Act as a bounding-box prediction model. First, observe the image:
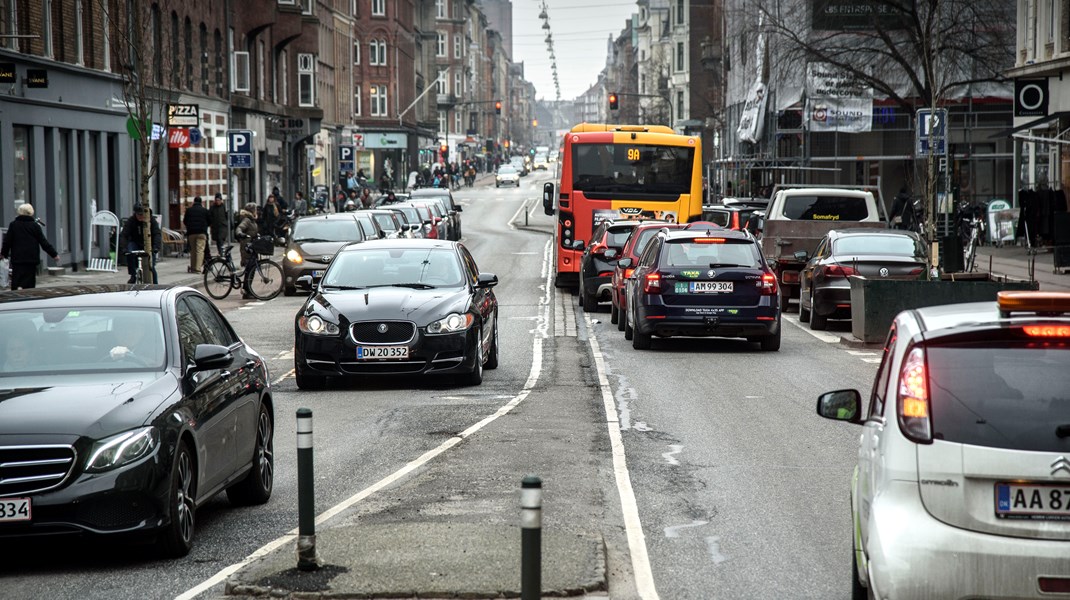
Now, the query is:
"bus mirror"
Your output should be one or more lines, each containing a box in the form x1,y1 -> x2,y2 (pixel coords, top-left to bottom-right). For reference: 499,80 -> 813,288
572,240 -> 585,251
543,182 -> 555,216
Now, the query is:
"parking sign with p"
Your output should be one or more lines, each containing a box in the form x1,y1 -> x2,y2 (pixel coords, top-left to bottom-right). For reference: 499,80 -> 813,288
227,129 -> 253,169
339,145 -> 355,173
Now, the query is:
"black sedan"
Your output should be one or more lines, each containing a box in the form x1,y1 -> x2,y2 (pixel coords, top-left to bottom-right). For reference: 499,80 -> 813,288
283,213 -> 368,296
0,285 -> 274,557
294,239 -> 499,388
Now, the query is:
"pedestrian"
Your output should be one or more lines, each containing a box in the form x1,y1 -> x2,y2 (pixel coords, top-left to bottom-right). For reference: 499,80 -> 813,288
359,187 -> 372,209
183,196 -> 210,273
119,203 -> 161,284
271,186 -> 289,212
891,186 -> 916,231
260,194 -> 280,239
234,203 -> 260,299
346,171 -> 358,192
293,191 -> 308,216
209,193 -> 229,255
0,203 -> 59,290
334,183 -> 346,214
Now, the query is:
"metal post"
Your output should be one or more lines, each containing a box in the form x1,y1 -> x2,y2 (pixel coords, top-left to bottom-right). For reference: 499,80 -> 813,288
296,408 -> 319,571
521,475 -> 542,600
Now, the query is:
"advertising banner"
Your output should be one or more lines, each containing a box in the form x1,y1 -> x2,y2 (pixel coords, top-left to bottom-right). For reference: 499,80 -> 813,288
805,63 -> 872,133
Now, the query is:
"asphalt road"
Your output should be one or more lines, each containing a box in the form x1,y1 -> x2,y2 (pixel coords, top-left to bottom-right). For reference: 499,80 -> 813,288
0,171 -> 879,600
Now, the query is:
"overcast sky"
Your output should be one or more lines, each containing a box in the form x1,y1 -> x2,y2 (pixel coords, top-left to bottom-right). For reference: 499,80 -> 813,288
511,1 -> 639,102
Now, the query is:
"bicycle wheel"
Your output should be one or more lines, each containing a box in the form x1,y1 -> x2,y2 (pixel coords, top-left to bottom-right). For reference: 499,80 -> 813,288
964,232 -> 978,273
247,259 -> 284,301
203,259 -> 235,299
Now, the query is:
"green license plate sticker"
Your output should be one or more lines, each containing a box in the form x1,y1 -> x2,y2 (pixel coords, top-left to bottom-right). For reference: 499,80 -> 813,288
674,282 -> 689,293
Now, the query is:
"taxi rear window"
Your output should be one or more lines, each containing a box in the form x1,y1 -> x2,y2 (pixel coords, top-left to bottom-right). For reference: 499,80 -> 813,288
782,195 -> 870,221
926,342 -> 1070,452
662,239 -> 761,268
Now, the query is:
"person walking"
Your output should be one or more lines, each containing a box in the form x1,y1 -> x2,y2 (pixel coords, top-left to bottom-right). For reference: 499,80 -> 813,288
293,191 -> 308,216
260,194 -> 280,240
183,196 -> 210,273
0,203 -> 59,290
234,203 -> 260,299
209,193 -> 229,256
119,203 -> 161,284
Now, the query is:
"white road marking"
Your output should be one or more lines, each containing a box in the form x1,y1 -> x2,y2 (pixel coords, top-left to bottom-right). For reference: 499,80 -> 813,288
274,350 -> 294,360
861,357 -> 882,363
846,350 -> 877,356
705,536 -> 729,564
744,395 -> 765,399
662,444 -> 684,466
783,315 -> 841,343
585,310 -> 660,600
511,252 -> 540,255
507,199 -> 530,231
664,520 -> 708,538
177,242 -> 554,600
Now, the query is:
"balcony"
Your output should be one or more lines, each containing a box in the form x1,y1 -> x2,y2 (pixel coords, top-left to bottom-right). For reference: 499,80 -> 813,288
436,94 -> 457,107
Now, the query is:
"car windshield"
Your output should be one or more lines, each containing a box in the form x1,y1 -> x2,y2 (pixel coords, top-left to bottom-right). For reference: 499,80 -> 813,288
293,219 -> 362,242
323,248 -> 466,289
499,167 -> 517,174
834,235 -> 923,257
0,308 -> 166,375
372,214 -> 398,231
781,195 -> 870,220
663,239 -> 761,268
926,342 -> 1070,452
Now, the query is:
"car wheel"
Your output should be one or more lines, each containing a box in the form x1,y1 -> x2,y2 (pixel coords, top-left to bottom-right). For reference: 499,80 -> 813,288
159,441 -> 196,558
759,327 -> 781,351
852,543 -> 870,600
610,302 -> 619,325
484,320 -> 499,370
581,283 -> 598,313
632,324 -> 652,350
283,286 -> 296,297
809,290 -> 828,330
623,304 -> 634,340
617,304 -> 626,331
779,287 -> 791,312
226,403 -> 274,506
797,288 -> 811,322
464,328 -> 484,385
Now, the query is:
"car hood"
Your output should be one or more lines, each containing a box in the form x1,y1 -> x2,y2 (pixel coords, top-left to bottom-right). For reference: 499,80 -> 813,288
0,372 -> 178,437
292,241 -> 351,257
309,287 -> 470,326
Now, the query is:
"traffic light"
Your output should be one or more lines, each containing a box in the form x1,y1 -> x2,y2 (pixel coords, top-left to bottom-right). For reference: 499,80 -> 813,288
440,143 -> 449,160
609,92 -> 619,111
495,101 -> 502,115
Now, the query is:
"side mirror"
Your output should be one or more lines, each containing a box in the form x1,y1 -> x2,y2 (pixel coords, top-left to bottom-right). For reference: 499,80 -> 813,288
617,257 -> 634,269
604,248 -> 620,261
476,272 -> 499,288
296,275 -> 315,291
816,389 -> 864,425
572,240 -> 585,251
454,205 -> 463,212
192,344 -> 232,371
543,182 -> 555,216
793,250 -> 809,261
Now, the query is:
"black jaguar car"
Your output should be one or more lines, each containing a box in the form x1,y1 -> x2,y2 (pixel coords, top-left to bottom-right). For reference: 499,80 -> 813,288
293,239 -> 499,388
0,285 -> 274,557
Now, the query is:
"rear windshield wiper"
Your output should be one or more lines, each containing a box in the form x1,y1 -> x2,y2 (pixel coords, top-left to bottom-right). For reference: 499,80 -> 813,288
708,263 -> 751,268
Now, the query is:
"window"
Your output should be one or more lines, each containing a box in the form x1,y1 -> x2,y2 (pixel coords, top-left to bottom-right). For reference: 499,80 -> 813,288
676,41 -> 684,71
372,0 -> 385,16
371,84 -> 387,116
676,90 -> 684,118
436,32 -> 446,57
12,126 -> 30,208
676,0 -> 685,24
171,12 -> 180,87
75,0 -> 84,64
353,40 -> 360,64
378,40 -> 387,66
454,70 -> 462,96
354,85 -> 361,116
200,24 -> 208,94
301,0 -> 312,14
436,0 -> 446,18
454,33 -> 462,58
185,18 -> 193,89
2,0 -> 17,51
43,0 -> 53,58
214,29 -> 223,95
454,111 -> 462,134
370,39 -> 386,65
233,50 -> 250,93
298,53 -> 315,106
258,39 -> 266,100
436,69 -> 447,94
278,0 -> 296,4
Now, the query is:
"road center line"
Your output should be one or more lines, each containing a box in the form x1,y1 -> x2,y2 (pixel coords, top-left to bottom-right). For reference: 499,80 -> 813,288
177,240 -> 553,600
584,310 -> 660,600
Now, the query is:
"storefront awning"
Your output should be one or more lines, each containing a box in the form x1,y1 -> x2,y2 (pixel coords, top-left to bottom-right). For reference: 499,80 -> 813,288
990,111 -> 1070,139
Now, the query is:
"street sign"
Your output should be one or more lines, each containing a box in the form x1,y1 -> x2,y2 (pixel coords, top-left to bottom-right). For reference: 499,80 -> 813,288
353,133 -> 365,149
227,129 -> 254,169
307,146 -> 316,167
168,128 -> 191,148
167,103 -> 200,127
339,145 -> 354,173
916,108 -> 947,156
188,127 -> 203,145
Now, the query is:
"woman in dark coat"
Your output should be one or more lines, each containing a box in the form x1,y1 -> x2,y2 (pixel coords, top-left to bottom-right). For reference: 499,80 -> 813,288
0,203 -> 59,290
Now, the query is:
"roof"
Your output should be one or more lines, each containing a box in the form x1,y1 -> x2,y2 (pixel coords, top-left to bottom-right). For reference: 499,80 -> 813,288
827,228 -> 918,239
0,284 -> 178,308
662,229 -> 752,242
337,239 -> 456,253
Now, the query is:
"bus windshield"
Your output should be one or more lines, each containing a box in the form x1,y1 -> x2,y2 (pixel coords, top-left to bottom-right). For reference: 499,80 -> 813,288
572,144 -> 694,197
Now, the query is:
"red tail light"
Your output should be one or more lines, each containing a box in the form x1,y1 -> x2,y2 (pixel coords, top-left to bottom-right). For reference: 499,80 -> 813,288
642,271 -> 663,294
1023,325 -> 1070,337
822,264 -> 857,278
624,268 -> 635,279
591,244 -> 607,255
598,271 -> 614,277
759,272 -> 778,295
693,237 -> 726,244
897,347 -> 932,443
427,225 -> 438,239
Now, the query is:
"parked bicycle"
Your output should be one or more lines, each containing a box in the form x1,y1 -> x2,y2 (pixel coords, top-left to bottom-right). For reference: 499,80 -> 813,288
957,201 -> 986,273
202,236 -> 283,300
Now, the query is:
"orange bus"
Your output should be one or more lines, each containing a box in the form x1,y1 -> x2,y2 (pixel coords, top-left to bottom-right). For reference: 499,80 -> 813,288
541,123 -> 704,289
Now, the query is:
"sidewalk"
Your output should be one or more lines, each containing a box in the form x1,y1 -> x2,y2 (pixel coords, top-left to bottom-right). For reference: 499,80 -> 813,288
34,252 -> 207,290
974,243 -> 1070,292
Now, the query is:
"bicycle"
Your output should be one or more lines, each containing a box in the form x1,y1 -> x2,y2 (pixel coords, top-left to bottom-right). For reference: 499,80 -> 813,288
202,237 -> 284,301
959,204 -> 985,273
125,249 -> 151,285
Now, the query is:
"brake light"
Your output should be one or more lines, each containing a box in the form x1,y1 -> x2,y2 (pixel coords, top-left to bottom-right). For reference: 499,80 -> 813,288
759,272 -> 777,295
822,264 -> 857,278
591,244 -> 607,255
598,271 -> 614,277
897,347 -> 932,443
1023,325 -> 1070,337
427,225 -> 438,239
624,268 -> 635,279
693,237 -> 726,244
643,272 -> 662,294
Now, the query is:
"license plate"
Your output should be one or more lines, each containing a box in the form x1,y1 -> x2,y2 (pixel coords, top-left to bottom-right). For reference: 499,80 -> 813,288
0,497 -> 31,522
691,281 -> 733,293
356,346 -> 409,360
996,483 -> 1070,520
311,270 -> 324,278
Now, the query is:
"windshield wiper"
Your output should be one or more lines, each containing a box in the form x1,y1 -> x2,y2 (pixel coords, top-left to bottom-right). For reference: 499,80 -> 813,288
708,263 -> 749,268
294,237 -> 329,243
390,282 -> 436,289
321,285 -> 364,290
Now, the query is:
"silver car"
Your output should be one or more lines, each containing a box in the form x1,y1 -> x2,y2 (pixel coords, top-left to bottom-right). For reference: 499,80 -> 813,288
817,291 -> 1070,599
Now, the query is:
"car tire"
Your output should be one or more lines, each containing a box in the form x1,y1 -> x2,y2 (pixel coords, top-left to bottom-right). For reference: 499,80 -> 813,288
159,441 -> 196,558
464,328 -> 484,385
779,287 -> 791,312
581,284 -> 598,313
226,404 -> 274,506
624,306 -> 634,340
632,324 -> 652,350
759,327 -> 781,352
610,302 -> 619,325
484,320 -> 499,370
617,304 -> 626,331
809,290 -> 828,330
797,290 -> 811,322
283,286 -> 296,297
852,544 -> 870,600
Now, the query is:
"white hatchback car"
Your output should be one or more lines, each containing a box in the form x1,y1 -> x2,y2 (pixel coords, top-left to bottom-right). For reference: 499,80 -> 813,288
818,291 -> 1070,600
495,165 -> 520,188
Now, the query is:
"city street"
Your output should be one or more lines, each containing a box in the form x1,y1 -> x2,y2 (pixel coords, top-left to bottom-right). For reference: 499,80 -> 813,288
1,173 -> 877,600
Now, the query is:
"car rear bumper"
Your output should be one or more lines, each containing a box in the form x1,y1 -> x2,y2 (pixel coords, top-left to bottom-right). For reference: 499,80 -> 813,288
296,327 -> 478,377
813,280 -> 851,316
635,300 -> 779,339
866,480 -> 1070,600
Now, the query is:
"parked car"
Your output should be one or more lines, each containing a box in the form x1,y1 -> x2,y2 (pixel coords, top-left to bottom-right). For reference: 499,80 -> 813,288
410,188 -> 463,240
0,285 -> 274,557
283,214 -> 368,296
577,219 -> 643,312
351,211 -> 387,240
798,228 -> 927,330
495,165 -> 521,188
702,202 -> 768,233
363,209 -> 409,239
407,201 -> 451,241
293,239 -> 499,388
623,228 -> 780,351
393,202 -> 441,239
817,290 -> 1070,600
382,205 -> 426,238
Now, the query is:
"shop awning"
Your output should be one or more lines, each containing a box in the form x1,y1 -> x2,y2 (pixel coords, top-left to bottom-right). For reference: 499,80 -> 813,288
989,111 -> 1070,139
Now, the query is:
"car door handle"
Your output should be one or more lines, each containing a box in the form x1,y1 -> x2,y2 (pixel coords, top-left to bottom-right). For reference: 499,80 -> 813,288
220,370 -> 233,381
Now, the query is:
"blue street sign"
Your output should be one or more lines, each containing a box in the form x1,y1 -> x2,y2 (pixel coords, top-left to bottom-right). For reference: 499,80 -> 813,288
339,145 -> 355,174
188,127 -> 203,145
916,109 -> 947,156
227,129 -> 253,169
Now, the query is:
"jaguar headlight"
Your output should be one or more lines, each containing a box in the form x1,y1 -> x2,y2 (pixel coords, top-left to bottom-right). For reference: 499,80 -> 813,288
285,249 -> 303,264
426,312 -> 474,334
298,314 -> 340,335
86,427 -> 159,472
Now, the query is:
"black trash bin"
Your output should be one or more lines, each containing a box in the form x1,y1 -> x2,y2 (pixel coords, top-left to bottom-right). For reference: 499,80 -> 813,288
940,235 -> 964,273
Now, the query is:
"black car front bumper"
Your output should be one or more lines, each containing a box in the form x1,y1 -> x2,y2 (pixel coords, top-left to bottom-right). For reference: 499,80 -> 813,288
296,326 -> 479,376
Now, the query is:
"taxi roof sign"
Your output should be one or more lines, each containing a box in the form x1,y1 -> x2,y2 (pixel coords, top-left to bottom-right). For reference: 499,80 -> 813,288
997,291 -> 1070,317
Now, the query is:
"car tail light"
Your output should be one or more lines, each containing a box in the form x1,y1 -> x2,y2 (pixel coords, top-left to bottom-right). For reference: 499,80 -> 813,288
426,224 -> 438,239
624,268 -> 635,279
1023,325 -> 1070,337
759,272 -> 777,295
822,264 -> 857,278
693,237 -> 726,244
642,271 -> 662,294
897,347 -> 932,443
908,267 -> 923,277
598,271 -> 614,277
560,211 -> 575,248
1039,578 -> 1070,593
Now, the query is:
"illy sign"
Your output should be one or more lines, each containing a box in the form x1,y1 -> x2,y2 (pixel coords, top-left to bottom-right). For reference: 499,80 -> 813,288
168,128 -> 191,148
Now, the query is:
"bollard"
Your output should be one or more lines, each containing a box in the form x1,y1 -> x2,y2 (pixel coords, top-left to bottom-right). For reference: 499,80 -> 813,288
525,203 -> 530,227
296,408 -> 320,571
521,475 -> 542,600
